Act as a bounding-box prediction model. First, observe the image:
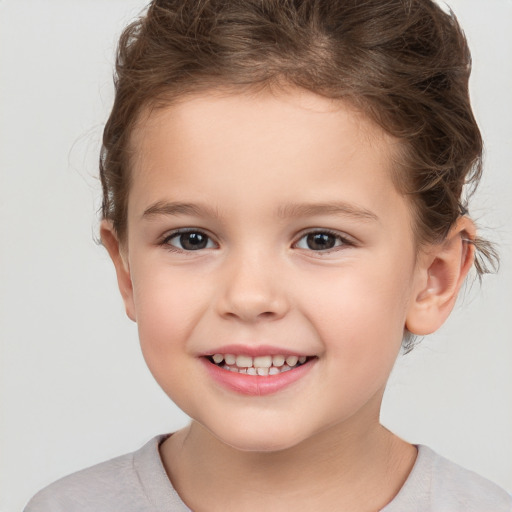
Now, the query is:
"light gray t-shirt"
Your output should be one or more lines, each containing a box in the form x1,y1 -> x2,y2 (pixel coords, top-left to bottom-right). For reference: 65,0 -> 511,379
25,434 -> 512,511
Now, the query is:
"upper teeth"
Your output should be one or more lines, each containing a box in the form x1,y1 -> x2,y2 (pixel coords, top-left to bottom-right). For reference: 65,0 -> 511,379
211,354 -> 307,369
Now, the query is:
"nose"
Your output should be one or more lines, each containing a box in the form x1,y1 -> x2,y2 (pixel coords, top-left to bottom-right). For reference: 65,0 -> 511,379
215,250 -> 290,323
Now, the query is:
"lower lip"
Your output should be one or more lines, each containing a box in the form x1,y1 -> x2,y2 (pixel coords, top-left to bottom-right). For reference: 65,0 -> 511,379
200,357 -> 316,396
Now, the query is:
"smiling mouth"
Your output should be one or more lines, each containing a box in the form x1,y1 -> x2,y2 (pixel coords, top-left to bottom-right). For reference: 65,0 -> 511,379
206,353 -> 315,375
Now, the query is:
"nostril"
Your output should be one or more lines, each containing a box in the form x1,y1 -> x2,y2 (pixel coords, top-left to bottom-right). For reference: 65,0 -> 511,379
216,284 -> 290,322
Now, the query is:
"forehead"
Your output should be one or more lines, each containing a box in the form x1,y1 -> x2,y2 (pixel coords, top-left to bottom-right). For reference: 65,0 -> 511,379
127,87 -> 407,226
132,87 -> 393,160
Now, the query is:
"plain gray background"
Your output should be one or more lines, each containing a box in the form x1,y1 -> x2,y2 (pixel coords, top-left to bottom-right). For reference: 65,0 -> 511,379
1,1 -> 511,510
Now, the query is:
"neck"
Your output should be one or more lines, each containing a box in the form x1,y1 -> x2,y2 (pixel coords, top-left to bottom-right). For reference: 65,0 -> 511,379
160,411 -> 416,512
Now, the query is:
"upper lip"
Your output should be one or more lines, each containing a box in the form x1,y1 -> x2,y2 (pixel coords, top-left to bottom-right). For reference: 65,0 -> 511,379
199,344 -> 313,358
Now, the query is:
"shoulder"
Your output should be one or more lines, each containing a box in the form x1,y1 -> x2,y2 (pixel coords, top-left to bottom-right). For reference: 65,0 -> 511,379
23,434 -> 186,512
24,451 -> 141,512
385,445 -> 512,512
426,446 -> 512,511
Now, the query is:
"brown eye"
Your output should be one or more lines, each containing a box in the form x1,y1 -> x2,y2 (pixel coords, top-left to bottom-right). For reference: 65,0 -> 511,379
167,231 -> 215,251
295,231 -> 347,251
306,233 -> 336,250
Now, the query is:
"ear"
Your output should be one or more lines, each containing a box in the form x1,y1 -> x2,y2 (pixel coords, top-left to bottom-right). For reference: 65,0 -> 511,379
405,217 -> 476,336
100,220 -> 136,322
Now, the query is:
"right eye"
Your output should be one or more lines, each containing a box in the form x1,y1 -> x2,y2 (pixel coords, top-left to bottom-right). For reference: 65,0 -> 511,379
163,230 -> 216,251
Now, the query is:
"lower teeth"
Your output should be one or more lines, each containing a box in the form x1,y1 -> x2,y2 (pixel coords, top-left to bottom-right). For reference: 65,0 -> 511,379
214,360 -> 306,374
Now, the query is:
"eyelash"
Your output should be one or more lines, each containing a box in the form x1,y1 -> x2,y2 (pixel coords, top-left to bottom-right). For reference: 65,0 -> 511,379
160,228 -> 218,253
293,229 -> 354,253
159,228 -> 354,253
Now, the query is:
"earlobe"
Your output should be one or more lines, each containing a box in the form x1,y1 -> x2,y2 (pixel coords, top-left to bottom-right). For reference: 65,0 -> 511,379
405,218 -> 476,336
100,220 -> 137,322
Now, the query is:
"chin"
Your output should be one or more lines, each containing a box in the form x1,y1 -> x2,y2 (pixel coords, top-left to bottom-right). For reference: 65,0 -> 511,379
206,420 -> 311,453
225,436 -> 294,453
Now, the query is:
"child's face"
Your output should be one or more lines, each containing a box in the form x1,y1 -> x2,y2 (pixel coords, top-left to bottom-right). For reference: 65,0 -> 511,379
113,88 -> 427,451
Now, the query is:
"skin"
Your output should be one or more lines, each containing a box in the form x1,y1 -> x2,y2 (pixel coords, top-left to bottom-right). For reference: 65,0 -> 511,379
101,86 -> 475,511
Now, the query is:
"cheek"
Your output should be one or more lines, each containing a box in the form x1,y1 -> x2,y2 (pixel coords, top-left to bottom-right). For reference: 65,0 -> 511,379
129,266 -> 212,410
302,256 -> 413,366
131,265 -> 210,358
314,275 -> 410,413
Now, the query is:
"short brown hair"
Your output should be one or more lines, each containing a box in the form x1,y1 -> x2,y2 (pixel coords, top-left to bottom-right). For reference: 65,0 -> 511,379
100,0 -> 497,277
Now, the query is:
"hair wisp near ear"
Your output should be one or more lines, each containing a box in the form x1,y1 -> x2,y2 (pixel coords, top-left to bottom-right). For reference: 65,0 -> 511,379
100,220 -> 137,322
405,217 -> 476,336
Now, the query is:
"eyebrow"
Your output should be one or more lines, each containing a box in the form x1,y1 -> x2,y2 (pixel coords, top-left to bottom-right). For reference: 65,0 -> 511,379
276,201 -> 379,222
141,200 -> 379,222
141,201 -> 220,220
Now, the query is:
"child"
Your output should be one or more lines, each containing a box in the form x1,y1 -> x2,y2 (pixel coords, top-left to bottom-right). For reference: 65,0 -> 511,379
24,0 -> 511,510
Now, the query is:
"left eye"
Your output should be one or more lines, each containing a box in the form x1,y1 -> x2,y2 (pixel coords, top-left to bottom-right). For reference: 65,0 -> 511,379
165,231 -> 216,251
295,231 -> 346,251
